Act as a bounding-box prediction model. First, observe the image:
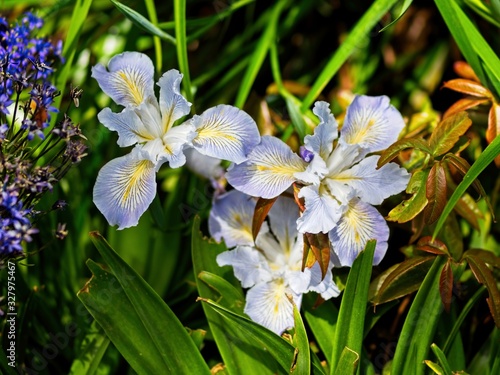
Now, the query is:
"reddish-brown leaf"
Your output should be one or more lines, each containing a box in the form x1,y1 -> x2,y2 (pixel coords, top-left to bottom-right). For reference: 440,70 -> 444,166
487,103 -> 500,167
442,79 -> 493,99
429,112 -> 472,157
453,193 -> 483,231
439,260 -> 454,312
465,249 -> 500,269
423,163 -> 447,225
453,61 -> 480,82
443,97 -> 489,119
304,232 -> 330,279
252,197 -> 278,240
416,236 -> 449,256
293,183 -> 306,212
464,253 -> 500,328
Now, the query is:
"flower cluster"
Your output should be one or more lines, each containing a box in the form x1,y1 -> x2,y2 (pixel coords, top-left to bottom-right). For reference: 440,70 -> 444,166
0,13 -> 86,262
91,52 -> 260,229
209,190 -> 339,334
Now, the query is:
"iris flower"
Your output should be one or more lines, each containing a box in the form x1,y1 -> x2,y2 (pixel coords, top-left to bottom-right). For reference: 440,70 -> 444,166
226,96 -> 410,266
209,190 -> 339,335
92,52 -> 260,229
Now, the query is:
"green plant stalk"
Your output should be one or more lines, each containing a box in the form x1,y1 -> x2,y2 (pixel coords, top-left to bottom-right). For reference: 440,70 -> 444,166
391,256 -> 447,375
301,0 -> 399,111
174,0 -> 193,105
144,0 -> 162,72
433,134 -> 500,239
330,240 -> 376,374
234,0 -> 288,108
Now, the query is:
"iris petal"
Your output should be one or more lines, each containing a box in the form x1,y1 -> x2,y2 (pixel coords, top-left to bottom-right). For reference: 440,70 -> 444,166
91,52 -> 155,107
97,107 -> 154,147
297,185 -> 344,234
329,198 -> 389,267
160,123 -> 197,168
93,150 -> 157,230
226,136 -> 307,199
304,101 -> 339,160
157,69 -> 192,132
189,105 -> 261,164
244,280 -> 302,335
340,95 -> 405,157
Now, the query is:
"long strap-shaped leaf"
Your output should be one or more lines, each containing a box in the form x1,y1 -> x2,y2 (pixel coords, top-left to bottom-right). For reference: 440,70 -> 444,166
391,256 -> 447,375
330,240 -> 376,374
79,232 -> 211,375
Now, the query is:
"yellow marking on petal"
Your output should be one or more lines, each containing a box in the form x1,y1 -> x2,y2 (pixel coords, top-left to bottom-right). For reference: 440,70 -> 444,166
121,160 -> 153,207
255,164 -> 300,176
273,279 -> 286,313
118,70 -> 144,106
348,117 -> 376,145
195,127 -> 237,142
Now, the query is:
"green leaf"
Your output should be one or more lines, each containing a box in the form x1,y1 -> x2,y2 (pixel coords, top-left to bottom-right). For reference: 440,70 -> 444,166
174,0 -> 193,104
334,347 -> 359,375
331,240 -> 376,374
428,112 -> 472,157
301,0 -> 400,110
387,169 -> 429,223
191,217 -> 291,374
425,360 -> 445,374
303,294 -> 339,361
370,255 -> 435,305
433,133 -> 500,238
467,327 -> 500,374
79,232 -> 211,375
200,298 -> 295,374
379,0 -> 414,31
286,96 -> 308,139
424,162 -> 448,225
391,256 -> 447,375
111,0 -> 176,44
198,271 -> 245,313
377,138 -> 432,168
291,302 -> 311,375
430,343 -> 454,375
69,322 -> 110,375
463,252 -> 500,327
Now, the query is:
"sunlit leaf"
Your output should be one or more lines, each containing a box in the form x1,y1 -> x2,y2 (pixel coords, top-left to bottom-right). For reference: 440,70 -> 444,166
387,169 -> 429,223
439,260 -> 454,313
291,300 -> 311,375
424,162 -> 447,225
253,197 -> 278,241
453,192 -> 483,231
333,347 -> 359,375
463,252 -> 500,327
429,112 -> 472,157
377,138 -> 432,168
443,97 -> 490,119
487,103 -> 500,166
379,0 -> 414,32
370,256 -> 435,305
198,271 -> 245,314
424,360 -> 445,374
453,61 -> 480,82
442,79 -> 493,98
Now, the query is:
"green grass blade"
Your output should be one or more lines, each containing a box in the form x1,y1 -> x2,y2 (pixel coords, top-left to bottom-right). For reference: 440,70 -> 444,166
330,240 -> 376,374
144,0 -> 163,72
391,256 -> 447,375
111,0 -> 176,45
379,0 -> 414,32
301,0 -> 399,111
433,135 -> 500,239
430,344 -> 454,375
292,302 -> 311,375
234,0 -> 288,108
174,0 -> 194,105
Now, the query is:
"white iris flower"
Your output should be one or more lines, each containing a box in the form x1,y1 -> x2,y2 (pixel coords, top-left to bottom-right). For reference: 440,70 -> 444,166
91,52 -> 260,229
209,190 -> 339,335
226,96 -> 410,266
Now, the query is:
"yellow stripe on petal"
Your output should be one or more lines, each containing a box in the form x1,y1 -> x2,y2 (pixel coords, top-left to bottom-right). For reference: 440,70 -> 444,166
116,159 -> 155,209
117,70 -> 146,106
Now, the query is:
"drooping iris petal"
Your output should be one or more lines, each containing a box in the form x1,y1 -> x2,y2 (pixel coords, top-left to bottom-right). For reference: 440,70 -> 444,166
160,123 -> 196,168
226,136 -> 307,199
216,246 -> 272,288
308,263 -> 340,300
189,105 -> 260,164
335,155 -> 410,205
209,190 -> 261,247
91,52 -> 155,107
184,148 -> 224,180
93,150 -> 157,230
297,185 -> 344,234
97,107 -> 154,147
304,101 -> 338,160
329,198 -> 389,267
244,280 -> 302,335
340,95 -> 405,156
157,69 -> 192,133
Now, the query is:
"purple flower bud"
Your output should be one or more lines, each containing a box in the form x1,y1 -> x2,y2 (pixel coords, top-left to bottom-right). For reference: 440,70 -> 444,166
299,145 -> 314,163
